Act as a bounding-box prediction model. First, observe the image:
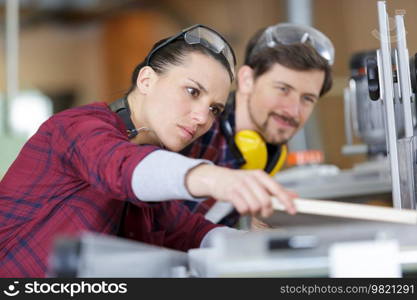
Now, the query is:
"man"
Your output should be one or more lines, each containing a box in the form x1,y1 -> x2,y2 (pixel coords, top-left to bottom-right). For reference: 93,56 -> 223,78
182,23 -> 334,226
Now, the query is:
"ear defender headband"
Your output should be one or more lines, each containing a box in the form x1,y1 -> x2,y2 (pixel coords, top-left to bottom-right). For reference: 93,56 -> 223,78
220,98 -> 287,176
234,130 -> 287,176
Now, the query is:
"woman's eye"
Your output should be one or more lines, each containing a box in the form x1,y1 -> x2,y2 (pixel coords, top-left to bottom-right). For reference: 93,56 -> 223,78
209,105 -> 222,117
278,86 -> 288,93
187,87 -> 200,98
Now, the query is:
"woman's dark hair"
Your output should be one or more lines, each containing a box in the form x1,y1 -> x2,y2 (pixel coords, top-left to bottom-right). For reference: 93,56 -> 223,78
125,38 -> 233,97
244,28 -> 333,97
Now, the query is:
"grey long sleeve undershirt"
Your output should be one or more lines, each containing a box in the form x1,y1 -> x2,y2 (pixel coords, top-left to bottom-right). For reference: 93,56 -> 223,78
131,149 -> 245,248
131,149 -> 212,202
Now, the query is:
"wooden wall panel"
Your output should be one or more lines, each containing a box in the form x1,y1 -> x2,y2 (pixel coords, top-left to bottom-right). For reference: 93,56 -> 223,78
101,10 -> 181,102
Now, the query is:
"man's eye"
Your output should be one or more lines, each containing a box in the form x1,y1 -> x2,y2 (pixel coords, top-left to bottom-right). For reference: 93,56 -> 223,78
209,105 -> 222,116
278,86 -> 288,93
187,87 -> 200,97
303,96 -> 316,103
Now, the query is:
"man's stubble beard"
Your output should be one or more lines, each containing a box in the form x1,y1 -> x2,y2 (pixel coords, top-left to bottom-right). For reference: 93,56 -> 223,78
247,96 -> 291,146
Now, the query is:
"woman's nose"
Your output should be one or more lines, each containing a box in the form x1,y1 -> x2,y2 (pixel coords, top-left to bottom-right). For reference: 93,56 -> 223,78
191,105 -> 211,125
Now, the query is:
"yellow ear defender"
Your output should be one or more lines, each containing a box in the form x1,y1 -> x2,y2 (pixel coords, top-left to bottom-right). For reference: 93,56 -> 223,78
234,130 -> 287,176
220,94 -> 287,176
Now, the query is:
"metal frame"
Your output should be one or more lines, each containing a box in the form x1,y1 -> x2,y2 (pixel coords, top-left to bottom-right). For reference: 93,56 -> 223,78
377,1 -> 402,208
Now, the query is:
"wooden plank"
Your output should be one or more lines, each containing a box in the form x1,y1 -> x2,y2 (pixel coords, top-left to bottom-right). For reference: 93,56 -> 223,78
272,197 -> 417,225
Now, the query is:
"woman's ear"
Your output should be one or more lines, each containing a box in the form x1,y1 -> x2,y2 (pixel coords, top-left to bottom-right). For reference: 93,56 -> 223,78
237,65 -> 255,94
136,66 -> 157,95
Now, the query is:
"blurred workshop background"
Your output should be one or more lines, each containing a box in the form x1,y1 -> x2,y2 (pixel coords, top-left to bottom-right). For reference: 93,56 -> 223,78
1,0 -> 417,178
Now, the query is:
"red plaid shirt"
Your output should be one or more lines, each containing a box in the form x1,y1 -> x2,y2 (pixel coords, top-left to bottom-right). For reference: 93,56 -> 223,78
0,102 -> 218,277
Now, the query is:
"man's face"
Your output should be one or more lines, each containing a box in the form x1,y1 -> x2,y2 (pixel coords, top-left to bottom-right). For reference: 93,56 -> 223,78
246,63 -> 325,145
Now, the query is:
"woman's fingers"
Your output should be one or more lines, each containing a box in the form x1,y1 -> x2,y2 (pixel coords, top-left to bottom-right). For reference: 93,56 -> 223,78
230,191 -> 250,215
251,217 -> 271,231
197,166 -> 297,218
244,173 -> 274,218
253,170 -> 297,215
234,184 -> 262,216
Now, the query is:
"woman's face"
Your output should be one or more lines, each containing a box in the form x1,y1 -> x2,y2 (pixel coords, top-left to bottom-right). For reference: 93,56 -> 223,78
140,52 -> 231,152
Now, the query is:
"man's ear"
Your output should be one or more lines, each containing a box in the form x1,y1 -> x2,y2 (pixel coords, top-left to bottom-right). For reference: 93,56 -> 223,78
136,66 -> 157,95
237,65 -> 255,94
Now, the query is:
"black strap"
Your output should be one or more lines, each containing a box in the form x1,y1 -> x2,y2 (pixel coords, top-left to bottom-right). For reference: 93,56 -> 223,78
109,97 -> 139,139
220,93 -> 246,166
108,97 -> 135,237
265,143 -> 282,173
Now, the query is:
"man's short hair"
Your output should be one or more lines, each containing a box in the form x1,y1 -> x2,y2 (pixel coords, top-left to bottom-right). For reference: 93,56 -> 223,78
244,27 -> 333,97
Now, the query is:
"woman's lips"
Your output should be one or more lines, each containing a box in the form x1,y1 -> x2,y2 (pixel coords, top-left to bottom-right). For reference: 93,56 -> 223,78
178,125 -> 195,140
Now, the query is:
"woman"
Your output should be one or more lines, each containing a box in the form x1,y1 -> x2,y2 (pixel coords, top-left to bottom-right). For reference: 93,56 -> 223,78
0,25 -> 296,277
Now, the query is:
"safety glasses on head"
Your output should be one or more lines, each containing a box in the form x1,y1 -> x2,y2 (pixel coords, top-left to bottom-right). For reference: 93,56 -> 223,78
146,24 -> 237,80
250,23 -> 335,66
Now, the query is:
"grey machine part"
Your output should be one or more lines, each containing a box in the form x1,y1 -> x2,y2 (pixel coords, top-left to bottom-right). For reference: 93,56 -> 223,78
48,232 -> 188,278
372,2 -> 416,209
375,1 -> 402,209
188,221 -> 417,277
343,50 -> 405,157
343,2 -> 417,210
394,13 -> 417,210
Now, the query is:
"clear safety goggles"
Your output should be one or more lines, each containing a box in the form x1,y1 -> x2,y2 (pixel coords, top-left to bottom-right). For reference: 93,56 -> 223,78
146,24 -> 236,80
250,23 -> 335,66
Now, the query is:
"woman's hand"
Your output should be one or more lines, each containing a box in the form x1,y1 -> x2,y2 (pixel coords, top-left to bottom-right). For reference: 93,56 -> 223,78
185,164 -> 297,218
251,217 -> 272,231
